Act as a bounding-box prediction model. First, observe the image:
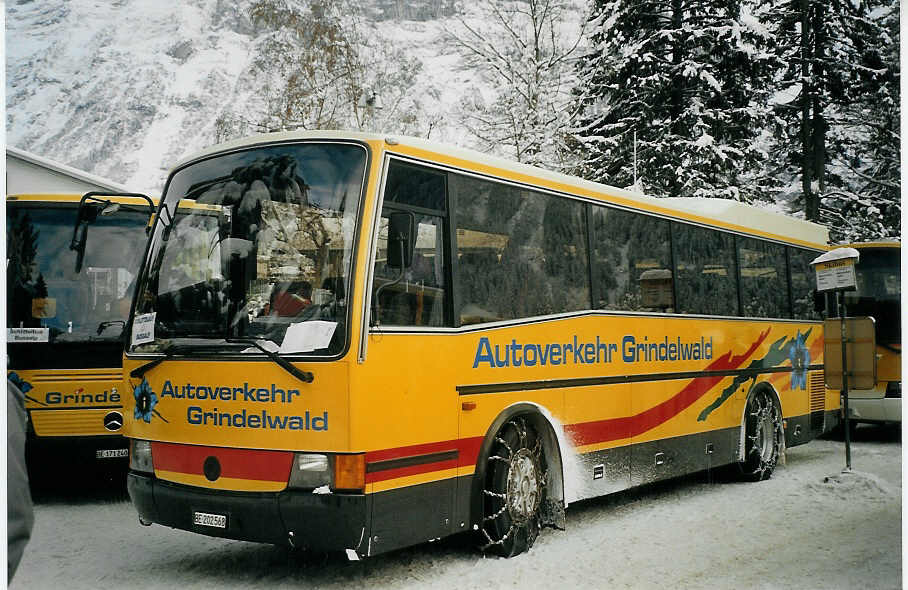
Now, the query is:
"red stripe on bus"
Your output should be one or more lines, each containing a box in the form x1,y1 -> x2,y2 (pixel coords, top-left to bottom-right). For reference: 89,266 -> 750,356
364,436 -> 484,484
152,442 -> 293,483
565,328 -> 770,446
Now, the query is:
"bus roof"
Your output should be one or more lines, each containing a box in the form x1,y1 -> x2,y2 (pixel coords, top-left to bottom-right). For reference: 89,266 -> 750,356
840,241 -> 901,250
7,193 -> 159,206
172,130 -> 830,249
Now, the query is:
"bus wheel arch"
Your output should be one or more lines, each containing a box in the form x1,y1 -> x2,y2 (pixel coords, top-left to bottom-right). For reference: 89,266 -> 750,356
736,383 -> 784,482
470,403 -> 565,556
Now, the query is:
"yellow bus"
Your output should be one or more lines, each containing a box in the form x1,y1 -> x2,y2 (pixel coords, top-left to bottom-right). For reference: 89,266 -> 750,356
122,131 -> 837,558
7,193 -> 154,477
833,242 -> 900,428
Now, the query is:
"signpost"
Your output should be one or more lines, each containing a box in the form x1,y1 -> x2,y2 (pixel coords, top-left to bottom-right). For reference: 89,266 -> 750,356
811,248 -> 872,471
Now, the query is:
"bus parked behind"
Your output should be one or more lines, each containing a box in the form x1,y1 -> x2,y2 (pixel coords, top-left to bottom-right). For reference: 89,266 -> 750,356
7,193 -> 154,479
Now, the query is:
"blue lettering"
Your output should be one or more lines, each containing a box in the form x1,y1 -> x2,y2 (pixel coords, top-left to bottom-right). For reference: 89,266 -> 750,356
243,383 -> 256,402
551,344 -> 562,365
161,380 -> 175,398
233,409 -> 246,427
187,406 -> 202,424
524,344 -> 538,367
266,412 -> 288,429
257,388 -> 270,402
622,336 -> 636,362
473,337 -> 495,368
573,336 -> 584,364
585,343 -> 596,363
311,411 -> 328,431
538,344 -> 550,365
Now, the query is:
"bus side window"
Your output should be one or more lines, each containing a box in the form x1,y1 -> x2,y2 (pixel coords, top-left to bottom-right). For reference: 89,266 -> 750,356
374,215 -> 446,326
738,237 -> 787,318
591,206 -> 672,312
373,160 -> 449,327
450,173 -> 590,326
672,223 -> 738,316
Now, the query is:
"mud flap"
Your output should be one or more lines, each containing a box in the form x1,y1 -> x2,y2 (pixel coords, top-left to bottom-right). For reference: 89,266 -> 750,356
541,497 -> 566,531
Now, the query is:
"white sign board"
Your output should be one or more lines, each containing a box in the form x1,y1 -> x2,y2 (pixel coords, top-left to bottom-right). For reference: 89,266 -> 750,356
8,328 -> 49,343
279,321 -> 337,353
131,312 -> 157,346
814,259 -> 857,291
811,248 -> 860,292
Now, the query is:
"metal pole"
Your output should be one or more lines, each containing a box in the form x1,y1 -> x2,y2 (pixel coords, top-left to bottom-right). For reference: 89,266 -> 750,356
839,291 -> 852,471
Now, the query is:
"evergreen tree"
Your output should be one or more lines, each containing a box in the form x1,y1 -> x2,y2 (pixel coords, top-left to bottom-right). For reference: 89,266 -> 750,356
570,0 -> 779,201
763,0 -> 899,242
819,1 -> 900,241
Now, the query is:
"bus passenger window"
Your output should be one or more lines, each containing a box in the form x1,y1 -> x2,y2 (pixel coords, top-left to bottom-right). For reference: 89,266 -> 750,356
591,207 -> 673,312
737,237 -> 787,318
672,223 -> 738,316
450,173 -> 589,326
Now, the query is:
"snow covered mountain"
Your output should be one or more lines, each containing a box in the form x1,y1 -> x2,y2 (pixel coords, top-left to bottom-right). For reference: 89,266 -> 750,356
6,0 -> 521,195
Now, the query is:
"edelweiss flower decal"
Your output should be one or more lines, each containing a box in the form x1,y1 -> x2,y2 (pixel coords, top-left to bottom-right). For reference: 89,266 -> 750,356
789,331 -> 810,390
133,378 -> 158,423
8,372 -> 33,394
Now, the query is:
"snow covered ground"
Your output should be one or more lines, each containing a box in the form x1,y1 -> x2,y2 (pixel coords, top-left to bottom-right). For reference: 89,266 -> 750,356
13,425 -> 901,590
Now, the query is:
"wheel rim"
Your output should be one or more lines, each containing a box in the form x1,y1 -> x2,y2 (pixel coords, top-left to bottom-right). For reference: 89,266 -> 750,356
749,392 -> 780,466
507,449 -> 540,522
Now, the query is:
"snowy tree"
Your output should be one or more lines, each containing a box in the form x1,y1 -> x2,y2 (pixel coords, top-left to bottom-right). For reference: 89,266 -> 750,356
819,1 -> 900,241
448,0 -> 586,169
214,0 -> 425,141
569,0 -> 780,201
763,0 -> 900,241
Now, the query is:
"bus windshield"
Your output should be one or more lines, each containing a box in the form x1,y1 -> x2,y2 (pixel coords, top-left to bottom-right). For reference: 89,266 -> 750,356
7,203 -> 149,344
130,142 -> 367,356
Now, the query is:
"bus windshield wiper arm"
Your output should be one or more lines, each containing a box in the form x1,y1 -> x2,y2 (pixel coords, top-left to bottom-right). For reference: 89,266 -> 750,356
227,338 -> 314,384
129,343 -> 186,379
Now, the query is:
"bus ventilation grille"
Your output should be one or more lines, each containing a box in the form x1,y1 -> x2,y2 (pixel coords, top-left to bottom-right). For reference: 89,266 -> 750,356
809,372 -> 826,432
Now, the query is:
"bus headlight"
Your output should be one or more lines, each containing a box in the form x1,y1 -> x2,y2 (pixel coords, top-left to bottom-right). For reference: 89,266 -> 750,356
129,439 -> 154,474
288,453 -> 330,489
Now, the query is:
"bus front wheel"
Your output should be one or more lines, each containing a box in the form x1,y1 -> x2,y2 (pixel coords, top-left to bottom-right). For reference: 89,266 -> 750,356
481,416 -> 547,557
738,389 -> 783,482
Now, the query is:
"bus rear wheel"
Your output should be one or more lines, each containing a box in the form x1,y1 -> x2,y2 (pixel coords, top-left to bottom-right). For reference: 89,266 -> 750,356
739,389 -> 783,482
481,416 -> 547,557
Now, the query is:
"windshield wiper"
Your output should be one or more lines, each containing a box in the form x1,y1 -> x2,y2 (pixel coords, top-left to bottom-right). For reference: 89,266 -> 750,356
129,343 -> 189,379
227,338 -> 315,384
97,320 -> 125,335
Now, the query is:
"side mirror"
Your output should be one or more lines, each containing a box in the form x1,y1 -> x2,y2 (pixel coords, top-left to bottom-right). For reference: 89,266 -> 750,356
70,204 -> 101,273
386,211 -> 415,269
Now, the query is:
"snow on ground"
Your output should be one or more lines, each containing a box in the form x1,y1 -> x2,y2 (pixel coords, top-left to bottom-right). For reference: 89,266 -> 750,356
12,426 -> 901,590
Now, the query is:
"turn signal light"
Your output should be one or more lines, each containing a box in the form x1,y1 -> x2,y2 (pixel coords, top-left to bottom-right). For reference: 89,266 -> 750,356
333,454 -> 365,492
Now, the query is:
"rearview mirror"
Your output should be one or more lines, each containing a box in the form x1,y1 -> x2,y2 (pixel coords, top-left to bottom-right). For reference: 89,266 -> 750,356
386,211 -> 415,269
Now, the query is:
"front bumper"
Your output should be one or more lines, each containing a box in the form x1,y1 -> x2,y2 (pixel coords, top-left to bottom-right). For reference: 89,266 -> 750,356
127,473 -> 370,554
849,397 -> 901,424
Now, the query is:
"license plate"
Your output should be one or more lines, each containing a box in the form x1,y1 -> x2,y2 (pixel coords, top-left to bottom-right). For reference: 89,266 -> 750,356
96,448 -> 129,459
193,511 -> 227,529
